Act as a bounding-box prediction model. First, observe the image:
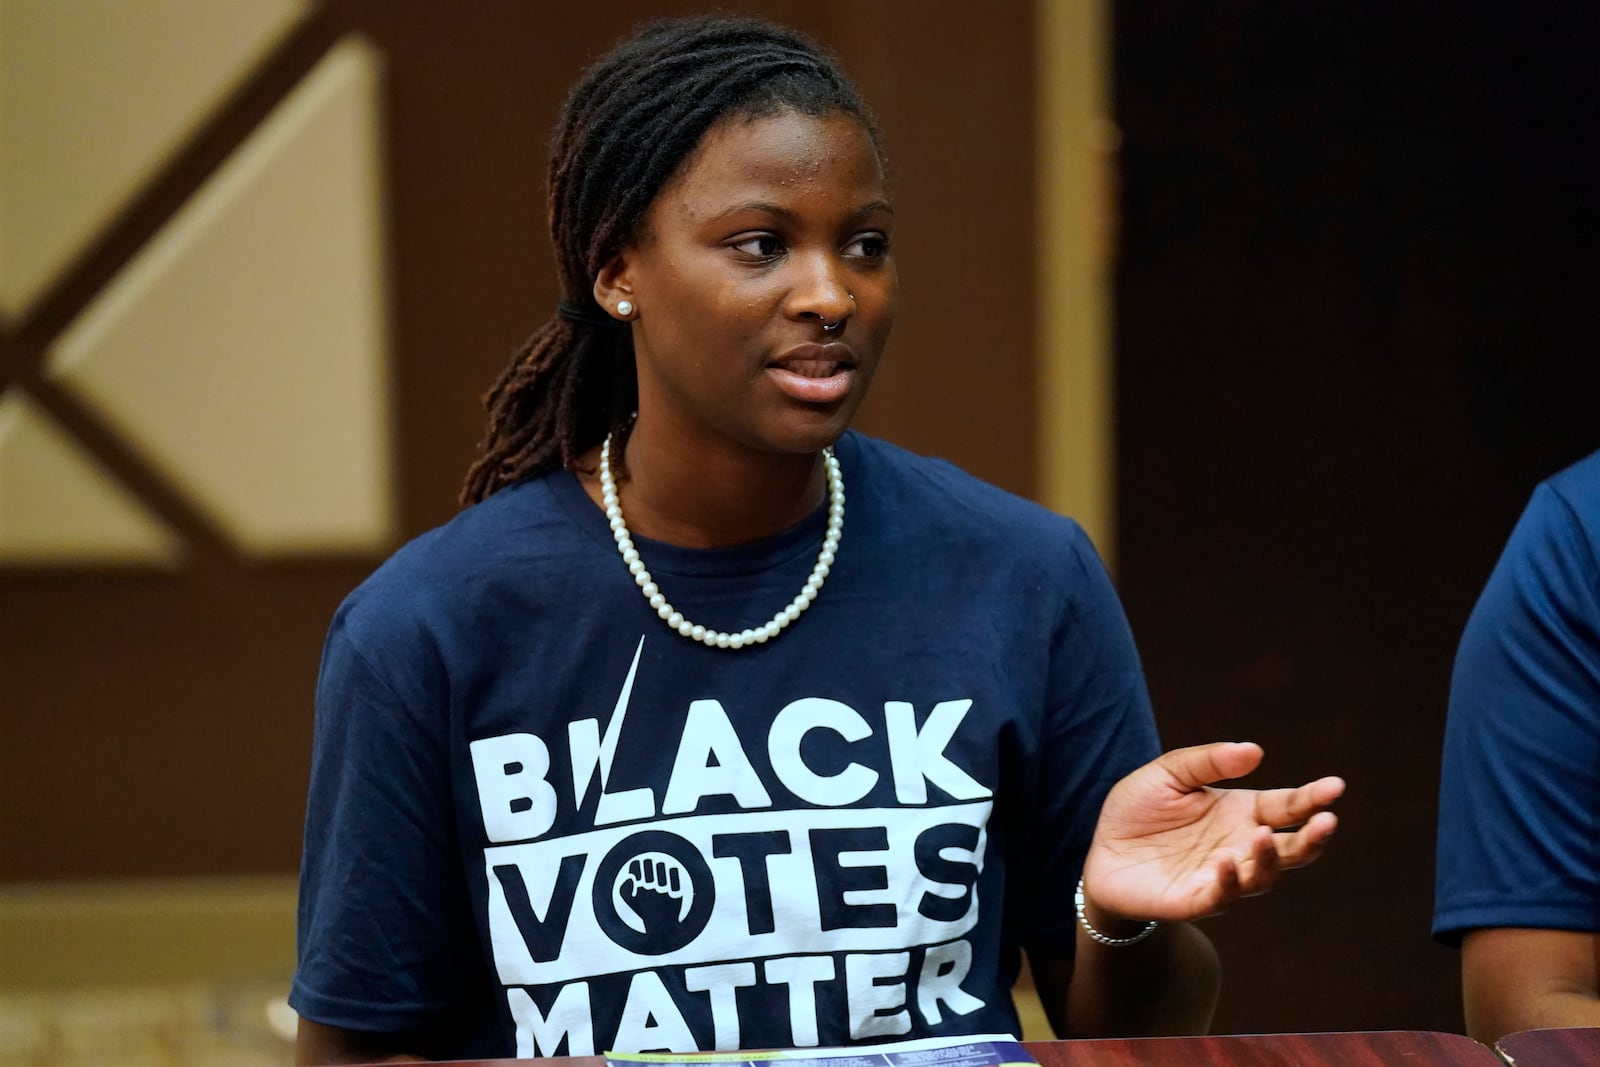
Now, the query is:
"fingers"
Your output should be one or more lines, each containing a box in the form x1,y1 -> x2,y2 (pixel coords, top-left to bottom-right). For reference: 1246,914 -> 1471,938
1154,743 -> 1345,809
1252,775 -> 1347,830
1189,831 -> 1277,917
1198,825 -> 1288,912
1098,742 -> 1346,921
1154,740 -> 1266,791
1271,809 -> 1340,869
1232,823 -> 1282,895
1209,810 -> 1339,913
1190,852 -> 1242,918
1250,773 -> 1343,870
1156,741 -> 1344,836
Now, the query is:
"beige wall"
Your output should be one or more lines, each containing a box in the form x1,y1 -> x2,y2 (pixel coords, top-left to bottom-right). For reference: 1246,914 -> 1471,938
1037,0 -> 1115,565
0,2 -> 395,566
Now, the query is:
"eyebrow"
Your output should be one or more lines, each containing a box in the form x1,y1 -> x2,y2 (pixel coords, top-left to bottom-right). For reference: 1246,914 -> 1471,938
707,199 -> 895,225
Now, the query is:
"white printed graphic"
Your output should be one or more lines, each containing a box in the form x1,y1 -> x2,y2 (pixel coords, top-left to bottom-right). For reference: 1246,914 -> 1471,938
615,851 -> 695,933
474,637 -> 999,1055
484,804 -> 990,986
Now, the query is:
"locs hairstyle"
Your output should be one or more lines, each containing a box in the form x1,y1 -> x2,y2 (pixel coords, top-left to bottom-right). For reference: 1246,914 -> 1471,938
460,15 -> 882,505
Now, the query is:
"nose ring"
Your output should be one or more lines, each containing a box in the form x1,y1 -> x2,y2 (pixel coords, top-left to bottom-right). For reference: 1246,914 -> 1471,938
823,292 -> 853,333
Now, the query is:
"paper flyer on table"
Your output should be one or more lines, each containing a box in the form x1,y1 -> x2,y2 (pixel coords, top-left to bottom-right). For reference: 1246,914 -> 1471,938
605,1033 -> 1034,1067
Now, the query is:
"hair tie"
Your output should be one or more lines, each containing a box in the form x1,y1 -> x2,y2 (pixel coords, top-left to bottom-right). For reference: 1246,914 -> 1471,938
558,301 -> 625,329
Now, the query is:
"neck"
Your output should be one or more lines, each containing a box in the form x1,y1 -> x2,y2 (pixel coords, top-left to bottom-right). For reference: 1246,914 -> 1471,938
592,423 -> 831,549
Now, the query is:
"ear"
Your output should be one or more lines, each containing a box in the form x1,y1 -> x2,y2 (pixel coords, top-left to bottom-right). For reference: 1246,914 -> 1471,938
592,251 -> 636,319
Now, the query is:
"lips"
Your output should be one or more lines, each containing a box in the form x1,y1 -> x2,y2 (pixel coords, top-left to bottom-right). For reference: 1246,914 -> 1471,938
782,358 -> 846,378
766,342 -> 858,404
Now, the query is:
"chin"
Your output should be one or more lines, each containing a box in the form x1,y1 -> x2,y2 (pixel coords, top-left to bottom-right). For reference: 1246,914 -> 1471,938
766,406 -> 856,454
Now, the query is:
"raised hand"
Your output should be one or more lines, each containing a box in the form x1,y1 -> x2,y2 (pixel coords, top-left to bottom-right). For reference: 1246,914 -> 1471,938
1082,741 -> 1344,924
618,854 -> 693,935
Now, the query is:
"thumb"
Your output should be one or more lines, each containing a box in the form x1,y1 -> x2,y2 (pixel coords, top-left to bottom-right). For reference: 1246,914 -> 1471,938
1154,741 -> 1266,791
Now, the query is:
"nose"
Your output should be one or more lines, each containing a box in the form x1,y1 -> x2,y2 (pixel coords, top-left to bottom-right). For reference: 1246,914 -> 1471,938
787,252 -> 855,330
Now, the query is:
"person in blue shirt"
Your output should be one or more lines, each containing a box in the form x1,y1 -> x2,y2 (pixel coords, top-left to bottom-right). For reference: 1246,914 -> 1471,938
1436,448 -> 1600,1042
291,15 -> 1345,1064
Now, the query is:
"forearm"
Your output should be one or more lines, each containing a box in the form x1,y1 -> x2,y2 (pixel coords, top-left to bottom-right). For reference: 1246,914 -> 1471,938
295,1019 -> 429,1065
1066,919 -> 1218,1037
1033,916 -> 1219,1039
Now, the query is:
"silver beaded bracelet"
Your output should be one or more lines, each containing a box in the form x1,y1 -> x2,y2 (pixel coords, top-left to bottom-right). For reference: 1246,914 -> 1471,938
1075,877 -> 1160,947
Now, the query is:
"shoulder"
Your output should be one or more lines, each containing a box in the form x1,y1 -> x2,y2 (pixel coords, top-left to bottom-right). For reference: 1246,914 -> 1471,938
332,471 -> 597,655
843,432 -> 1102,578
1442,448 -> 1600,789
1454,451 -> 1600,675
840,433 -> 1125,658
1491,450 -> 1600,604
846,432 -> 1093,545
1541,449 -> 1600,548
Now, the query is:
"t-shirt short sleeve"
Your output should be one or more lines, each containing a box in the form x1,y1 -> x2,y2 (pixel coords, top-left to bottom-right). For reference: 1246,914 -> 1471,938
289,610 -> 482,1034
1434,475 -> 1600,944
1013,528 -> 1162,957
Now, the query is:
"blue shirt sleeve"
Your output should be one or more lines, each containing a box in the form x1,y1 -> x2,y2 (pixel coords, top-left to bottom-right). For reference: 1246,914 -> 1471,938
1434,477 -> 1600,944
1016,526 -> 1163,957
289,606 -> 483,1033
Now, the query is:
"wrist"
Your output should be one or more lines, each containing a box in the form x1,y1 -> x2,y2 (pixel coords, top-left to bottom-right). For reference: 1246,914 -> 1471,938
1075,877 -> 1160,947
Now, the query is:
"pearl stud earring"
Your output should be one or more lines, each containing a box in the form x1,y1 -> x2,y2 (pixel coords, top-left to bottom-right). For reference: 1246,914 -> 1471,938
617,300 -> 634,317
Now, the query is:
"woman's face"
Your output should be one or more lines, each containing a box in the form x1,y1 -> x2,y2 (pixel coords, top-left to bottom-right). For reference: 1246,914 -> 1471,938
604,109 -> 896,459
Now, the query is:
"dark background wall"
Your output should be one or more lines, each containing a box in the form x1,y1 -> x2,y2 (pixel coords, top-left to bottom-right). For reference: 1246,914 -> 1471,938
1114,2 -> 1600,1035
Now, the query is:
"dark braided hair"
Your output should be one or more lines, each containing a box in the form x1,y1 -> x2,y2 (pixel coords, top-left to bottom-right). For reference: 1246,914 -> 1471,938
460,15 -> 881,505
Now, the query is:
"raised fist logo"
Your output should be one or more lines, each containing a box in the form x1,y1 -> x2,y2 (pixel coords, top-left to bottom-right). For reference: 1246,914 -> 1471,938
593,831 -> 714,954
615,851 -> 694,934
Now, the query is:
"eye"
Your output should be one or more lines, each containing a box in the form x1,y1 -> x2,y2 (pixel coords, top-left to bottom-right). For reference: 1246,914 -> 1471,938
729,233 -> 785,260
844,232 -> 890,261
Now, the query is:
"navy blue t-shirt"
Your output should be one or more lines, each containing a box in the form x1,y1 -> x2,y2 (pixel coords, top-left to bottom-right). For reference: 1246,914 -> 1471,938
1435,449 -> 1600,944
290,432 -> 1160,1058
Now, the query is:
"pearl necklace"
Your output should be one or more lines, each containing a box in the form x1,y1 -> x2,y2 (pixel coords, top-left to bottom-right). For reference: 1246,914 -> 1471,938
600,433 -> 844,649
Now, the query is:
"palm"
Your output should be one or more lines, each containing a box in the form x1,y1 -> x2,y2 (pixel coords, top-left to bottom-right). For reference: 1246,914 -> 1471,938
1084,742 -> 1344,922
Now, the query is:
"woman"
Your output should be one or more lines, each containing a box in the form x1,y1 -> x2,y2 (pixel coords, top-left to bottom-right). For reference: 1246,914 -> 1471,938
291,15 -> 1343,1064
